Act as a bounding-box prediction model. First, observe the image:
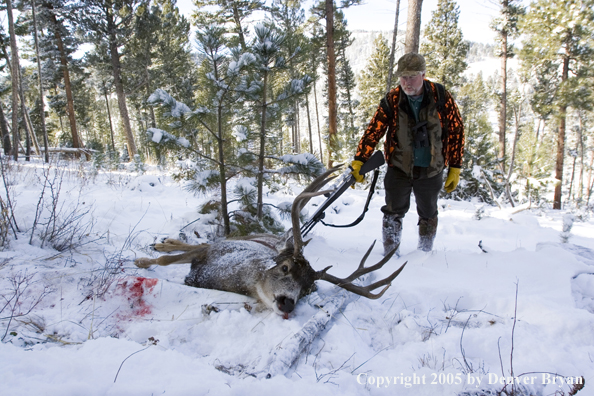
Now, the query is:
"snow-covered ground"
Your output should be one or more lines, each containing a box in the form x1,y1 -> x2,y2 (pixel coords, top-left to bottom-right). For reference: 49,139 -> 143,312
1,160 -> 593,396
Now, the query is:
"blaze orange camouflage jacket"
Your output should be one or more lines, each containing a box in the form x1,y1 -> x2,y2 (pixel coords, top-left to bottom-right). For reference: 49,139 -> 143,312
355,80 -> 465,169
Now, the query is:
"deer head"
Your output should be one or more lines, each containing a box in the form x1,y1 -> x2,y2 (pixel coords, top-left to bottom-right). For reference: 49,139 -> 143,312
255,166 -> 406,317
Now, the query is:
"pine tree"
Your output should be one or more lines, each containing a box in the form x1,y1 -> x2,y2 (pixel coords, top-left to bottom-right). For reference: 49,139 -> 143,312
147,24 -> 319,235
193,0 -> 265,51
491,0 -> 524,173
124,0 -> 197,154
453,73 -> 500,203
149,24 -> 240,235
357,34 -> 391,125
6,0 -> 22,159
241,23 -> 313,220
85,42 -> 119,154
77,0 -> 143,159
269,0 -> 308,154
31,0 -> 50,161
334,10 -> 358,157
310,0 -> 361,167
419,0 -> 468,92
304,23 -> 325,163
520,0 -> 594,209
38,0 -> 84,154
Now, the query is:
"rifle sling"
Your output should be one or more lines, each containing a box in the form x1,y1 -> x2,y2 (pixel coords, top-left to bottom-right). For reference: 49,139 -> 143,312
320,168 -> 381,229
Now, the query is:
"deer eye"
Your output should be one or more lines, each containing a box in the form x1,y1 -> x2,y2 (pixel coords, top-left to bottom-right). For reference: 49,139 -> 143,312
281,265 -> 289,273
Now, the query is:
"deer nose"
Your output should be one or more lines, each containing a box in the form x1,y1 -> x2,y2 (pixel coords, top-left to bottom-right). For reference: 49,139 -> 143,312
277,296 -> 295,313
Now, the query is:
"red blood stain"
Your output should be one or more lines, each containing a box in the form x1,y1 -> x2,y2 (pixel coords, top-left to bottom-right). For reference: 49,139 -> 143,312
116,277 -> 159,318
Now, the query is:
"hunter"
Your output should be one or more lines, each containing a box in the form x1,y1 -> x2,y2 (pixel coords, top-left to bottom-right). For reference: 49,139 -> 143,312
351,53 -> 465,256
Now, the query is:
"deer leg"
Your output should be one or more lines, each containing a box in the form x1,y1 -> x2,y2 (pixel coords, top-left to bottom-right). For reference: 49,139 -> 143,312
152,238 -> 203,253
135,244 -> 210,268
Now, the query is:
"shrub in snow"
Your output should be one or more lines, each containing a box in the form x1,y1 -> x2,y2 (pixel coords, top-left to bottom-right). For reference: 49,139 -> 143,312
132,154 -> 146,175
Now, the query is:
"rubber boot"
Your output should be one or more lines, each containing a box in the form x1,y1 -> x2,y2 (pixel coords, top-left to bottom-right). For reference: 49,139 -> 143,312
382,214 -> 402,256
418,217 -> 438,252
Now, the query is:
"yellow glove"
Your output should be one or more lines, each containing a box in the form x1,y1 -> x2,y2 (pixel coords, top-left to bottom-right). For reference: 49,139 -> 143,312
350,160 -> 365,183
444,167 -> 461,193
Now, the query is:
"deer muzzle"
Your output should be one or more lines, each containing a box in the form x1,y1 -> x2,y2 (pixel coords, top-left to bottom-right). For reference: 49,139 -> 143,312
276,296 -> 295,314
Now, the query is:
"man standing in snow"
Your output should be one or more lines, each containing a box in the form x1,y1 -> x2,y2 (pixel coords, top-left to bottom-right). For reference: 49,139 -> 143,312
351,53 -> 465,256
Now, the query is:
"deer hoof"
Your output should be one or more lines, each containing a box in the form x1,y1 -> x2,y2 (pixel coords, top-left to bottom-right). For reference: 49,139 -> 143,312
135,258 -> 154,268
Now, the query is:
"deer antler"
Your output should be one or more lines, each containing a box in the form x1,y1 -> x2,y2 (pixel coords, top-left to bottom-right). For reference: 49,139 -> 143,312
291,165 -> 343,254
315,241 -> 406,299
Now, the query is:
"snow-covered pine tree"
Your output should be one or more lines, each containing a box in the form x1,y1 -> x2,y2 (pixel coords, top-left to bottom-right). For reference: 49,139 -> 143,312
148,24 -> 321,236
123,0 -> 197,161
149,24 -> 244,235
193,0 -> 265,51
419,0 -> 468,93
239,23 -> 316,220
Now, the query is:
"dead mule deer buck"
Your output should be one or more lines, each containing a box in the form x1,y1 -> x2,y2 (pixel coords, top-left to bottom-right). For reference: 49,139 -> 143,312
135,166 -> 406,318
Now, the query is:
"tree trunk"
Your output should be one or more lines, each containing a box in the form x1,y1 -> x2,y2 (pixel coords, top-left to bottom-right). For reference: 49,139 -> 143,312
295,102 -> 300,152
32,0 -> 49,163
257,71 -> 268,220
577,114 -> 584,203
505,104 -> 522,208
144,55 -> 156,129
567,140 -> 578,204
313,76 -> 323,163
231,1 -> 247,51
46,3 -> 82,154
499,23 -> 508,173
6,0 -> 20,160
18,68 -> 41,156
553,56 -> 569,210
22,93 -> 30,161
586,150 -> 594,206
106,6 -> 137,159
305,92 -> 313,154
217,105 -> 230,236
210,58 -> 230,236
103,89 -> 116,152
325,0 -> 337,167
386,0 -> 401,93
404,0 -> 423,53
0,102 -> 11,155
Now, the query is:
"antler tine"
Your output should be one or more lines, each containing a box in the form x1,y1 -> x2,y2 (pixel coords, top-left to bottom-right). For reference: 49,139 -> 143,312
291,165 -> 343,254
296,164 -> 343,210
315,241 -> 407,299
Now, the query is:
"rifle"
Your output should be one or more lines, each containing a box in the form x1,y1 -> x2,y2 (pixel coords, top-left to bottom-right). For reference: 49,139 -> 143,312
301,151 -> 385,237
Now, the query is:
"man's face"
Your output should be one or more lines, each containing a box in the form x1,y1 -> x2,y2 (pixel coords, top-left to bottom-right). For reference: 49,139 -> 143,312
399,71 -> 425,96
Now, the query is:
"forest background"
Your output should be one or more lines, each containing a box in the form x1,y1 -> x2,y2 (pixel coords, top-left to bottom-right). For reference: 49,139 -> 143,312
1,0 -> 593,237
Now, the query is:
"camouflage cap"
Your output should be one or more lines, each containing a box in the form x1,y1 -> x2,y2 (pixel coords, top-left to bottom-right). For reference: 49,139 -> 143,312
396,53 -> 426,77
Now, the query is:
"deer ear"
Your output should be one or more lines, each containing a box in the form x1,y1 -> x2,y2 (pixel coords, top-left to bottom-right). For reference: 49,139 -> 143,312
283,233 -> 294,250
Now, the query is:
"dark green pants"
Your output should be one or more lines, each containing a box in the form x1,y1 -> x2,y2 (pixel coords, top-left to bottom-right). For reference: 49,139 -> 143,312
381,166 -> 443,219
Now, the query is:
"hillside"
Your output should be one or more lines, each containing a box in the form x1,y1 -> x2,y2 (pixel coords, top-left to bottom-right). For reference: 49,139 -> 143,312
0,161 -> 592,395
